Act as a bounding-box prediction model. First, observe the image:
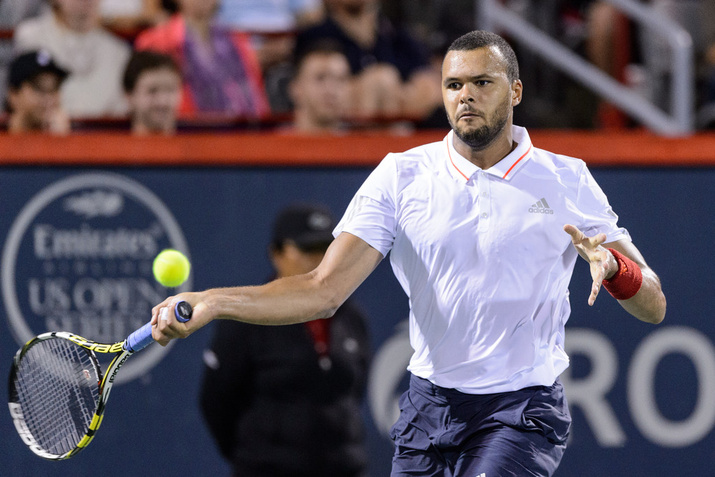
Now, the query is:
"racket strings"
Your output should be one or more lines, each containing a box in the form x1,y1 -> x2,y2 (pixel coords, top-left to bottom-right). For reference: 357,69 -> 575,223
13,338 -> 100,456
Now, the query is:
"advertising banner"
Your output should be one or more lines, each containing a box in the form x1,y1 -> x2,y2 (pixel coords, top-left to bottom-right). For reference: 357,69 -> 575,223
0,166 -> 712,476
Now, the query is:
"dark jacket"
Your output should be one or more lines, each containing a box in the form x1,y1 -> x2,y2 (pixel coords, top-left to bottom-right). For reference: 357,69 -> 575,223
199,298 -> 371,477
295,15 -> 431,81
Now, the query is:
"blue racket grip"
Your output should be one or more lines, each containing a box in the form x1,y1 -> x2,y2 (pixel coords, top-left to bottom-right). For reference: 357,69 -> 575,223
124,301 -> 193,353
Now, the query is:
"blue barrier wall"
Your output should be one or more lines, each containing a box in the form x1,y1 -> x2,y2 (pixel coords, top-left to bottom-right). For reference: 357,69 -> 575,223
0,165 -> 713,476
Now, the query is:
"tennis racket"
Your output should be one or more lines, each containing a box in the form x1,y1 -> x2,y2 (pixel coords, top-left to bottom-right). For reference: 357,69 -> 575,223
8,300 -> 193,460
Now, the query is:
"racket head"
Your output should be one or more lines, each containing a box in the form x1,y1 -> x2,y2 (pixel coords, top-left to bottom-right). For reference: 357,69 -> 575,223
8,333 -> 102,460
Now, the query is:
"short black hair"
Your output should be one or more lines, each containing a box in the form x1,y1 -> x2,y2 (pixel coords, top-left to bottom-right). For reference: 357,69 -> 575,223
292,39 -> 347,75
122,50 -> 181,93
447,30 -> 519,83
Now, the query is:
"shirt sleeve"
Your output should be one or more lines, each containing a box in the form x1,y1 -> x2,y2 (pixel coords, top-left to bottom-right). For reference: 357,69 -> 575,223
333,154 -> 398,257
576,162 -> 631,243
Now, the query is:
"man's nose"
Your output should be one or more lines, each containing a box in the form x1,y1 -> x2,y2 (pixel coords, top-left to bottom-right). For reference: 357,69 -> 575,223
459,84 -> 477,103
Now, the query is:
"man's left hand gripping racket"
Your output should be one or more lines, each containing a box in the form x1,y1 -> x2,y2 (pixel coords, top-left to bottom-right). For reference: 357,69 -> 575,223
8,301 -> 193,460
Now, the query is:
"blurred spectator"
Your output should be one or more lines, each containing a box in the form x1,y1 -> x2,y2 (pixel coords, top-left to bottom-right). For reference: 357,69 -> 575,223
13,0 -> 131,118
214,0 -> 326,113
122,50 -> 182,135
216,0 -> 324,70
135,0 -> 270,119
380,0 -> 476,58
0,0 -> 49,109
582,1 -> 632,128
703,0 -> 715,124
295,0 -> 441,120
200,203 -> 371,477
5,50 -> 70,134
492,0 -> 626,129
287,40 -> 351,134
584,2 -> 619,75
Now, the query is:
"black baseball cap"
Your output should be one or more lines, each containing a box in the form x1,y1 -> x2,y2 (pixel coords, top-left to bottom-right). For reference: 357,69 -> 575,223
8,50 -> 68,89
272,204 -> 337,251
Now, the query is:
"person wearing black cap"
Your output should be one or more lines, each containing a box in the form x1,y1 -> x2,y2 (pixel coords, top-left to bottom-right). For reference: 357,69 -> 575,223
199,203 -> 371,477
5,50 -> 70,134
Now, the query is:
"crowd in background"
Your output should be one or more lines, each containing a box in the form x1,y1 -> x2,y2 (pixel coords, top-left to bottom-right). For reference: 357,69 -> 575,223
0,0 -> 714,135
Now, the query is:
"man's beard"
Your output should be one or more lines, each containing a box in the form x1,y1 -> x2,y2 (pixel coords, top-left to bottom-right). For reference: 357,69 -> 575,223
448,101 -> 511,152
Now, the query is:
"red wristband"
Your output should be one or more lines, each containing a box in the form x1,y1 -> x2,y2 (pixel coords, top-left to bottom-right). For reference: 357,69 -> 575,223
602,248 -> 643,300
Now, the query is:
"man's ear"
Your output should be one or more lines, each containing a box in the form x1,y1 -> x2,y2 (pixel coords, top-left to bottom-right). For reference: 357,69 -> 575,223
511,79 -> 523,106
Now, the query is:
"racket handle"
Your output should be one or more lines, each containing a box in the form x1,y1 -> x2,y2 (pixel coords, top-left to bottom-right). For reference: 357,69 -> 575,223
125,301 -> 193,353
174,300 -> 193,322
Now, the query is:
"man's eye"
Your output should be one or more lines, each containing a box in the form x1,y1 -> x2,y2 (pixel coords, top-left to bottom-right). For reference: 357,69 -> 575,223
447,82 -> 461,89
476,80 -> 490,86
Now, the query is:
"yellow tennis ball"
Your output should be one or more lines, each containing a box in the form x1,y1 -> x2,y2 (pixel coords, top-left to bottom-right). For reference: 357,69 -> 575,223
152,249 -> 190,287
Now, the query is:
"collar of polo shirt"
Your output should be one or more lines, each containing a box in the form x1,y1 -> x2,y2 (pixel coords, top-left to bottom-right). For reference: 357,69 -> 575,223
445,126 -> 534,182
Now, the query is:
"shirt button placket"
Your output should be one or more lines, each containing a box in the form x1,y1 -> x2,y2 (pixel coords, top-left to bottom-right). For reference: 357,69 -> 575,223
476,171 -> 490,230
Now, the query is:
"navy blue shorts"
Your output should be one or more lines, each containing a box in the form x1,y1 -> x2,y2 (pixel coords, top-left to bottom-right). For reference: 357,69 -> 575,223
389,374 -> 571,477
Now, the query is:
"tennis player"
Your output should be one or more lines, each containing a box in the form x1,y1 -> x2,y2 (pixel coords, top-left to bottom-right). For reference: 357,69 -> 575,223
152,30 -> 666,476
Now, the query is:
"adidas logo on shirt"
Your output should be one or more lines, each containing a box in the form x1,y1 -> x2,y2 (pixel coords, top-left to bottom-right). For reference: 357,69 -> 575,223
529,198 -> 554,214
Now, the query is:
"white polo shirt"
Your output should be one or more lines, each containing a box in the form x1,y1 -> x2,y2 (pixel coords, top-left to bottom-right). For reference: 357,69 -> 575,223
334,126 -> 630,394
